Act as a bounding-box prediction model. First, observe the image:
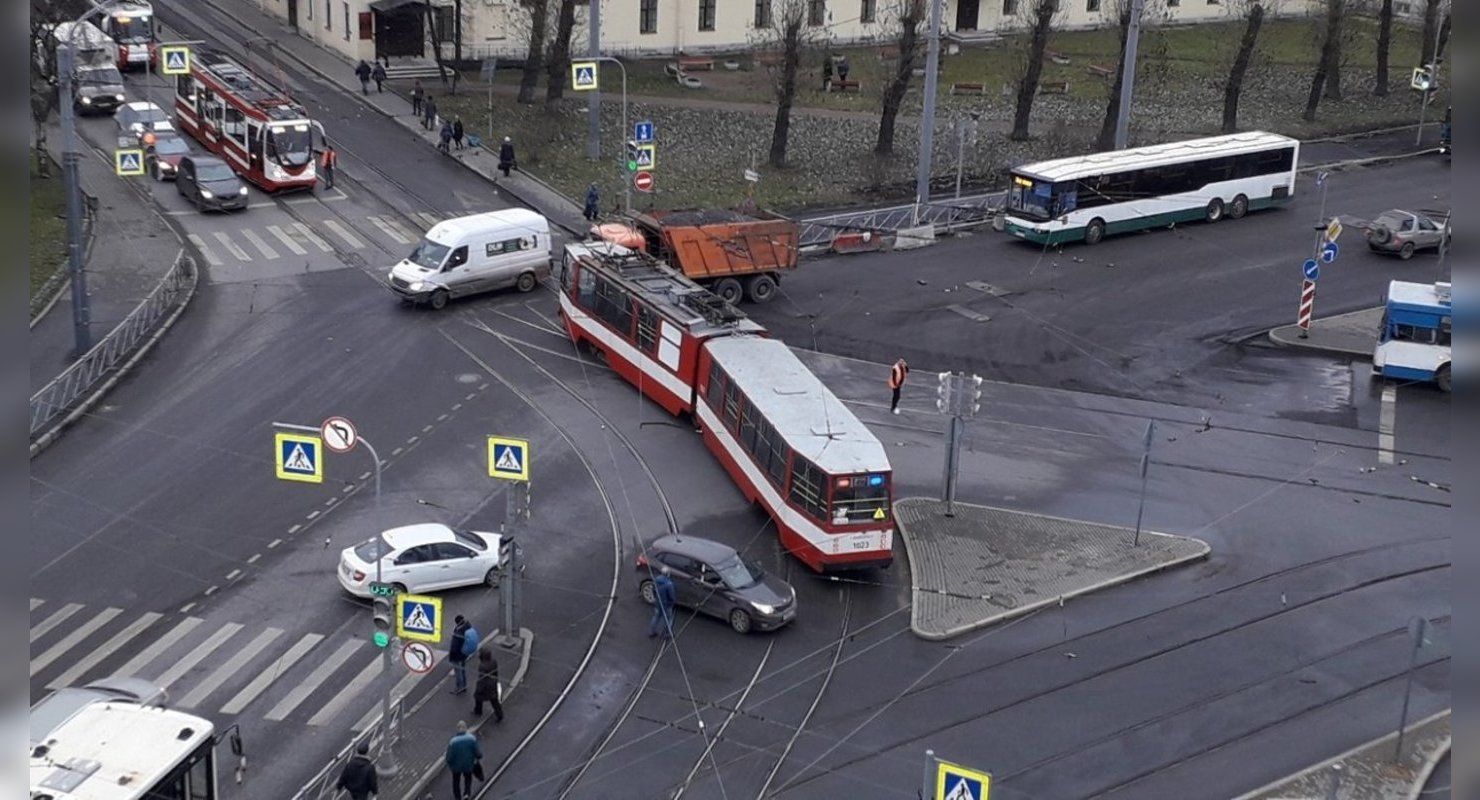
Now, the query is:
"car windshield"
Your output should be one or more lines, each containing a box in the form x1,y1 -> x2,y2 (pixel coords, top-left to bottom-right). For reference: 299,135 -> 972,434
196,162 -> 236,182
152,136 -> 189,156
452,529 -> 487,551
131,105 -> 167,124
78,67 -> 123,86
267,123 -> 313,167
353,538 -> 383,562
712,555 -> 761,589
408,239 -> 451,270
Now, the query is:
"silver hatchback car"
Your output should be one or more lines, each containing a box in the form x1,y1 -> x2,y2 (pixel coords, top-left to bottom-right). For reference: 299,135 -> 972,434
636,535 -> 797,634
1364,209 -> 1450,260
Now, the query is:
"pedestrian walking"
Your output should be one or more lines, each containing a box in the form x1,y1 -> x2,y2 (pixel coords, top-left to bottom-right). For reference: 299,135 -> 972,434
411,79 -> 424,116
335,740 -> 379,800
497,136 -> 516,177
372,61 -> 387,93
355,60 -> 372,94
439,121 -> 454,154
888,358 -> 909,415
445,721 -> 483,800
837,55 -> 851,82
449,615 -> 479,693
821,55 -> 833,90
424,96 -> 438,131
319,140 -> 338,190
648,566 -> 677,639
472,648 -> 504,722
452,117 -> 465,150
583,182 -> 600,222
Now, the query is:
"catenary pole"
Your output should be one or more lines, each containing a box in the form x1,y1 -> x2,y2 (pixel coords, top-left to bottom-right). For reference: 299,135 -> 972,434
586,0 -> 601,159
914,0 -> 943,219
1113,0 -> 1145,149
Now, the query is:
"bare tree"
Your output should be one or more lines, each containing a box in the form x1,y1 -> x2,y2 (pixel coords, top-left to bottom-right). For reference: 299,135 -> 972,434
751,0 -> 822,168
874,0 -> 927,155
544,0 -> 580,103
1221,0 -> 1266,132
517,0 -> 551,104
1419,0 -> 1441,65
1373,0 -> 1392,95
1095,0 -> 1164,150
1302,0 -> 1344,121
1010,0 -> 1061,141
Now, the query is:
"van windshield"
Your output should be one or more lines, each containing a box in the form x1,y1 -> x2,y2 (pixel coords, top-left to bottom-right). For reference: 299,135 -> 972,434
408,239 -> 451,270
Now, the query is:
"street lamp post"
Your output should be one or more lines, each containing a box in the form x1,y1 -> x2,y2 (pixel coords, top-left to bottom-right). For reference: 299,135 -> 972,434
585,56 -> 628,213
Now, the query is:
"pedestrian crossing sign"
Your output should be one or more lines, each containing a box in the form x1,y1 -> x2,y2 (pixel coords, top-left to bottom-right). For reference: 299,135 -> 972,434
396,593 -> 442,642
571,61 -> 598,91
935,760 -> 991,800
274,433 -> 323,484
634,143 -> 656,171
160,45 -> 191,76
487,435 -> 530,482
115,148 -> 144,176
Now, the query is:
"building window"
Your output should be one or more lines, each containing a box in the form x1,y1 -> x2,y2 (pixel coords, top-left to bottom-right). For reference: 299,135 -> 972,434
860,0 -> 876,23
640,0 -> 658,34
698,0 -> 716,30
325,0 -> 331,28
343,2 -> 350,38
808,0 -> 826,26
754,0 -> 772,27
1002,0 -> 1018,15
1086,0 -> 1099,10
1167,0 -> 1179,5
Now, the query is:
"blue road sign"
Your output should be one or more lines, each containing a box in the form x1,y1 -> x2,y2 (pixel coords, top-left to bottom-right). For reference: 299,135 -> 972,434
396,594 -> 441,642
634,120 -> 655,143
274,432 -> 323,483
1303,259 -> 1320,281
488,435 -> 530,481
935,760 -> 992,800
1321,241 -> 1339,264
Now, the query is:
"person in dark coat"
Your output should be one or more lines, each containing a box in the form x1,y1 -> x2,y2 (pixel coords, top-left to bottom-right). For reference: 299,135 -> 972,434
355,60 -> 372,94
583,183 -> 600,221
335,740 -> 379,800
472,647 -> 503,722
411,79 -> 424,116
837,55 -> 850,82
439,121 -> 454,154
497,137 -> 515,177
424,96 -> 438,131
448,615 -> 473,692
648,566 -> 677,639
445,721 -> 482,800
821,55 -> 833,90
452,117 -> 465,150
371,61 -> 387,93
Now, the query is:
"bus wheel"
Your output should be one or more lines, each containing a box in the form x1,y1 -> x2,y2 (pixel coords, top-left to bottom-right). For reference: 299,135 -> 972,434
1084,219 -> 1106,246
714,278 -> 743,305
746,274 -> 778,303
1229,195 -> 1249,219
429,289 -> 449,310
1205,198 -> 1225,223
1436,364 -> 1451,393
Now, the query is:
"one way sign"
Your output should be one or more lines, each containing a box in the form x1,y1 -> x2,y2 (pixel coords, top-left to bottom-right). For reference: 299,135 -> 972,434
571,61 -> 598,91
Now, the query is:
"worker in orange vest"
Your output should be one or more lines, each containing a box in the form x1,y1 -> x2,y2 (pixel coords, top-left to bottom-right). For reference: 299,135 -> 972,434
319,141 -> 339,190
888,358 -> 909,415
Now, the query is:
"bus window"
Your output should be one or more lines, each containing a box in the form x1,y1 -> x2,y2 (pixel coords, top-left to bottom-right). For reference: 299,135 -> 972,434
830,474 -> 889,524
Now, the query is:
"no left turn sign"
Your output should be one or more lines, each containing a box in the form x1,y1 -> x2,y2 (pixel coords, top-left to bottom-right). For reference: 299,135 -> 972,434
321,416 -> 358,453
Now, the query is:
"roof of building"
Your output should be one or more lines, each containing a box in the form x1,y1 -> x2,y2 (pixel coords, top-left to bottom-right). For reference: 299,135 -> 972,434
565,242 -> 766,338
706,337 -> 889,474
428,208 -> 550,243
1014,131 -> 1299,182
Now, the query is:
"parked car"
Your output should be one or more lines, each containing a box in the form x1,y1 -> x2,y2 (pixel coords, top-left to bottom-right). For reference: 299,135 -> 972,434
176,155 -> 248,212
142,131 -> 190,181
636,535 -> 796,634
115,100 -> 173,136
30,678 -> 167,749
1363,209 -> 1450,260
337,523 -> 508,597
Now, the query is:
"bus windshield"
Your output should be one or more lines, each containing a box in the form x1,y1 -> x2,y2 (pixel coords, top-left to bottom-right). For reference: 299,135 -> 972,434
830,473 -> 890,524
1008,175 -> 1059,221
266,123 -> 313,167
113,14 -> 153,41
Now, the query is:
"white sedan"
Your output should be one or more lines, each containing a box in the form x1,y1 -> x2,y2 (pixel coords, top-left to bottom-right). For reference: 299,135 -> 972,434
337,523 -> 506,597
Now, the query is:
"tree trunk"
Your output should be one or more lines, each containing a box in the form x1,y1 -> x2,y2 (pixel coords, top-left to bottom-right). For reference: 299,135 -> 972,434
875,1 -> 924,155
770,36 -> 800,167
1323,18 -> 1342,101
1221,2 -> 1264,133
1436,12 -> 1450,62
518,0 -> 549,104
1374,0 -> 1392,96
1011,0 -> 1056,141
545,0 -> 578,103
1420,0 -> 1440,65
1304,0 -> 1341,120
1096,7 -> 1133,151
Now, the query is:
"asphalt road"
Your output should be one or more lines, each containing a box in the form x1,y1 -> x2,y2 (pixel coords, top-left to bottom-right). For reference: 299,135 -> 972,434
29,8 -> 1451,799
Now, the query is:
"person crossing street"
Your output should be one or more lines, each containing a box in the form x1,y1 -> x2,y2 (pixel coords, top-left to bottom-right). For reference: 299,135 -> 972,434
319,141 -> 338,190
648,566 -> 677,640
888,358 -> 909,415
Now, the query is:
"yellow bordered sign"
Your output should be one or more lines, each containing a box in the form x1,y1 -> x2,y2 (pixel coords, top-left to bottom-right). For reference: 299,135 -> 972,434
571,61 -> 597,91
936,760 -> 991,800
115,148 -> 145,176
487,435 -> 530,482
274,432 -> 323,484
160,45 -> 191,75
396,593 -> 442,642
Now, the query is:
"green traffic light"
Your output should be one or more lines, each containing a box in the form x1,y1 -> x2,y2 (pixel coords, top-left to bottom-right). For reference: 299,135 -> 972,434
627,160 -> 637,172
373,631 -> 390,648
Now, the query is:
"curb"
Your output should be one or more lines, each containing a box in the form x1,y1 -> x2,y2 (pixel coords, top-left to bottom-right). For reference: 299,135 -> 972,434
1266,326 -> 1373,357
1404,735 -> 1449,800
1302,148 -> 1441,173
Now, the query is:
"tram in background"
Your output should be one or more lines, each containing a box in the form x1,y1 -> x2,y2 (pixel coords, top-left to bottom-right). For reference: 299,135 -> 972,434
90,0 -> 156,69
173,49 -> 318,192
559,242 -> 895,572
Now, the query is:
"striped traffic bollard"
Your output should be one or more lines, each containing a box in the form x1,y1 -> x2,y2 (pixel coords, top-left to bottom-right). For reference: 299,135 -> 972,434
1297,279 -> 1316,337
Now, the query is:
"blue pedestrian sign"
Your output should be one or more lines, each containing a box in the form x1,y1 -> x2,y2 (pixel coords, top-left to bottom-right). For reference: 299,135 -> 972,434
396,593 -> 442,643
488,435 -> 530,482
570,61 -> 598,91
160,45 -> 190,76
634,120 -> 655,143
1321,241 -> 1339,264
1303,259 -> 1320,281
935,759 -> 991,800
274,432 -> 323,484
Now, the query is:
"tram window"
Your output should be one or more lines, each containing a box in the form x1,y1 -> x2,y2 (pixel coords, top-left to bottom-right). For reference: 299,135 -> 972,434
788,458 -> 826,521
705,362 -> 725,406
224,107 -> 247,144
175,73 -> 194,101
739,400 -> 759,452
1438,319 -> 1451,346
831,474 -> 890,523
593,277 -> 633,336
188,749 -> 213,799
636,306 -> 659,354
767,441 -> 790,487
721,380 -> 741,431
577,263 -> 596,307
750,418 -> 772,477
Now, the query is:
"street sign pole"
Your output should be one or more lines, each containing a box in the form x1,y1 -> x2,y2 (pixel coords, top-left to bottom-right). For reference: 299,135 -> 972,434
1394,616 -> 1427,761
586,0 -> 601,160
922,749 -> 936,799
1415,19 -> 1445,147
1133,420 -> 1153,546
1113,0 -> 1146,149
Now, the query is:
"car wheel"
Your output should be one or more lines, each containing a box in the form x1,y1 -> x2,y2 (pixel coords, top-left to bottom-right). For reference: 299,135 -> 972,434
639,580 -> 657,605
1436,364 -> 1451,393
1399,242 -> 1416,260
1083,219 -> 1106,246
429,289 -> 449,310
392,582 -> 409,595
516,272 -> 538,293
1205,198 -> 1224,223
1229,194 -> 1249,220
713,278 -> 743,305
745,274 -> 778,303
729,608 -> 753,634
483,567 -> 501,588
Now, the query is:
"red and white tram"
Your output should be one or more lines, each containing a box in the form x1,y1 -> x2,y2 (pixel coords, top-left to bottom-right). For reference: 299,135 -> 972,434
92,0 -> 156,69
559,243 -> 895,572
173,50 -> 318,192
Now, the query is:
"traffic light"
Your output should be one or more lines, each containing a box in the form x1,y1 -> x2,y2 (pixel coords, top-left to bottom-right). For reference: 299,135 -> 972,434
371,594 -> 393,648
969,374 -> 983,416
936,372 -> 953,414
1411,66 -> 1434,92
625,139 -> 640,172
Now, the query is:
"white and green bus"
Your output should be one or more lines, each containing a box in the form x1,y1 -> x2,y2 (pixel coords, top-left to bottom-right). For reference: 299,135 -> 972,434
1003,132 -> 1300,246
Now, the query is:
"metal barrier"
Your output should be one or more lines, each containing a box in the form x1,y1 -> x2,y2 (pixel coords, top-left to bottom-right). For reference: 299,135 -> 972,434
797,191 -> 1005,251
291,699 -> 403,800
29,251 -> 197,445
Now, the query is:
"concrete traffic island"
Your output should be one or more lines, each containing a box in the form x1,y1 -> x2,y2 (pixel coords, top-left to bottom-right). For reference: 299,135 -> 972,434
1232,711 -> 1449,800
894,497 -> 1210,640
1268,307 -> 1383,357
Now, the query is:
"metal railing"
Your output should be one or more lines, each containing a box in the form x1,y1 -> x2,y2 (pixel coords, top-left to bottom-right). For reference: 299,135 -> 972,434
291,699 -> 403,800
797,191 -> 1005,250
29,251 -> 197,445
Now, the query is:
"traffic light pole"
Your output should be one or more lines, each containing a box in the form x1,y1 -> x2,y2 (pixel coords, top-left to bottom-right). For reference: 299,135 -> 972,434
935,372 -> 983,517
1415,18 -> 1445,147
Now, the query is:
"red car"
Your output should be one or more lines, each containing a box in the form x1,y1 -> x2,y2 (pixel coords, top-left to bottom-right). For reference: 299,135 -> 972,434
142,131 -> 191,182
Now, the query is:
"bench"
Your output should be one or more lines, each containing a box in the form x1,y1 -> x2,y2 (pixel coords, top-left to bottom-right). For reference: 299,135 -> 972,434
677,56 -> 714,71
950,82 -> 989,96
826,78 -> 861,93
1086,63 -> 1115,79
1046,49 -> 1072,65
1038,80 -> 1070,95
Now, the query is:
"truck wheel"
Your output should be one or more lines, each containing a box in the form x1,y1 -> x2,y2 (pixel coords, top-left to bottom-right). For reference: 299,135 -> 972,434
745,274 -> 778,303
713,278 -> 743,305
429,289 -> 449,310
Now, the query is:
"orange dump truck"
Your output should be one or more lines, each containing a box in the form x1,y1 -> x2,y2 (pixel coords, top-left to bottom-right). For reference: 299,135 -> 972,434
591,209 -> 799,304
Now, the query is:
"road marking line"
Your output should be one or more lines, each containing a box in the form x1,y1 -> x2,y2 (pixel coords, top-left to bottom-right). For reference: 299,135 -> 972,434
437,413 -> 449,422
391,447 -> 403,456
30,603 -> 83,643
307,510 -> 320,520
204,585 -> 218,596
247,554 -> 261,564
47,612 -> 162,690
225,569 -> 241,580
322,219 -> 365,249
324,498 -> 336,507
187,234 -> 223,266
267,224 -> 309,255
113,617 -> 203,678
407,436 -> 419,444
1379,384 -> 1397,465
178,627 -> 283,708
153,622 -> 242,690
451,403 -> 462,411
220,633 -> 324,715
384,216 -> 418,243
287,524 -> 301,534
413,211 -> 442,229
351,665 -> 432,732
367,215 -> 411,244
240,228 -> 280,260
308,655 -> 383,726
213,231 -> 252,262
465,393 -> 476,400
359,472 -> 372,481
422,424 -> 433,433
293,221 -> 333,252
479,383 -> 488,391
31,607 -> 123,677
30,598 -> 44,611
342,485 -> 354,494
268,538 -> 283,549
266,639 -> 362,721
179,602 -> 195,614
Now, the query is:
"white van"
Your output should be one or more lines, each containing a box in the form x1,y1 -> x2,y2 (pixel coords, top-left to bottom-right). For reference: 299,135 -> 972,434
388,208 -> 552,309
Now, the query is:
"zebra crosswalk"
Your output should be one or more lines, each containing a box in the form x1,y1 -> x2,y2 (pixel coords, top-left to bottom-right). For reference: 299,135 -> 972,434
29,598 -> 443,731
188,212 -> 445,268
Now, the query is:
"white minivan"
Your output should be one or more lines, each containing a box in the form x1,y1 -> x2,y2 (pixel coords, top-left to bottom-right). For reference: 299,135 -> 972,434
388,208 -> 552,309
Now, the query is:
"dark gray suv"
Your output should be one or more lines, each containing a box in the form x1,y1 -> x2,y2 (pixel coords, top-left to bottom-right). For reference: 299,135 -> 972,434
637,535 -> 797,634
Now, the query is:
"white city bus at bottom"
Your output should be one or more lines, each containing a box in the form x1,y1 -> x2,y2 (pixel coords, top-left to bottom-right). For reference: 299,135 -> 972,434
1373,280 -> 1452,392
30,701 -> 239,800
1003,131 -> 1299,246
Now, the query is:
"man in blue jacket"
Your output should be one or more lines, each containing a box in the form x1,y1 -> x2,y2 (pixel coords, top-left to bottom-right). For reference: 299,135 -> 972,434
449,616 -> 480,694
445,720 -> 482,800
649,567 -> 677,640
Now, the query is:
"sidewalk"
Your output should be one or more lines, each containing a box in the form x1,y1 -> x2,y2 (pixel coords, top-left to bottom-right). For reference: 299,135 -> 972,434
1268,307 -> 1382,357
1233,711 -> 1450,800
30,123 -> 184,394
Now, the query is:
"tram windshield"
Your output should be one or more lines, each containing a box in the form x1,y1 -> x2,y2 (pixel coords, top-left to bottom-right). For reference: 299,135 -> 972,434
113,13 -> 153,41
266,123 -> 313,167
830,473 -> 890,524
